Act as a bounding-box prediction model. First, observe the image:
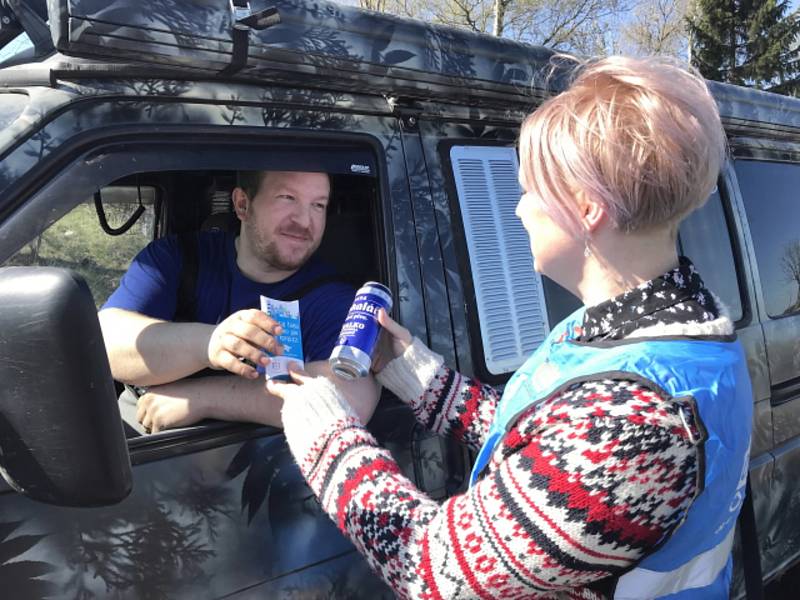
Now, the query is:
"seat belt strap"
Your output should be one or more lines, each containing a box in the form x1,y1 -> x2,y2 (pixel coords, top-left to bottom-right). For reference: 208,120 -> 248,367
175,232 -> 199,323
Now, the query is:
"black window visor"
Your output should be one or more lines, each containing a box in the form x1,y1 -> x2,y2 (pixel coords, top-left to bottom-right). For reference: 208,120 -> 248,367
233,145 -> 377,178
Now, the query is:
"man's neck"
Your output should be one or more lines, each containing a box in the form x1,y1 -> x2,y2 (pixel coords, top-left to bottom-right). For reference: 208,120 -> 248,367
234,236 -> 299,284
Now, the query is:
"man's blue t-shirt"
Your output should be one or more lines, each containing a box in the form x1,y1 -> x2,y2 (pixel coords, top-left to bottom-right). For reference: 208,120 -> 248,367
102,231 -> 355,362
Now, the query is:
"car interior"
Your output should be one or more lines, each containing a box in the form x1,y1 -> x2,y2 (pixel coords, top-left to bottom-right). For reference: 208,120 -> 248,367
94,169 -> 382,431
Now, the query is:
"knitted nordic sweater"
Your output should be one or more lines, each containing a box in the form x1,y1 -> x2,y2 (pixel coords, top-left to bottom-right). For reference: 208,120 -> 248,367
279,258 -> 734,599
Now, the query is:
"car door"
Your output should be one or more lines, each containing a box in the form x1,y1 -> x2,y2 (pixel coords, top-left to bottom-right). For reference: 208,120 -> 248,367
730,156 -> 800,581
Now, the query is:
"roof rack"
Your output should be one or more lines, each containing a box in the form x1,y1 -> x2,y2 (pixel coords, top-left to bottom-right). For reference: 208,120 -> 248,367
43,0 -> 568,103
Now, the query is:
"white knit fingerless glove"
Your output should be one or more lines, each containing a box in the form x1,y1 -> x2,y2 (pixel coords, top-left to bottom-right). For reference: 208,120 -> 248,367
280,377 -> 360,465
375,337 -> 444,404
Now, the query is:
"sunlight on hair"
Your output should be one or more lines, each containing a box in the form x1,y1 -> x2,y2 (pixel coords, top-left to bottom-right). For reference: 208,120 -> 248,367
519,56 -> 728,236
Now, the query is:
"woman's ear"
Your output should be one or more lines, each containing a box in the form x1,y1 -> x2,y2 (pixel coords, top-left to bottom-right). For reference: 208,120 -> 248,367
579,192 -> 606,233
231,188 -> 249,221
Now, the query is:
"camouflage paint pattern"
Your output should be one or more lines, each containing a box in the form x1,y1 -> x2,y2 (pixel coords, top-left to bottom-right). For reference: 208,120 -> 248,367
0,0 -> 798,597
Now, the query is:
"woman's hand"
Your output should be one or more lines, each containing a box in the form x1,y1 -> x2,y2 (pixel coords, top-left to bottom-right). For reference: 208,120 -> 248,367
268,364 -> 380,426
265,365 -> 314,397
371,309 -> 412,373
267,366 -> 373,465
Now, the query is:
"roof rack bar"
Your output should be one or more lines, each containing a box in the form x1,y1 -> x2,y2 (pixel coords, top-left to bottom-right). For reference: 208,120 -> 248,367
220,2 -> 281,77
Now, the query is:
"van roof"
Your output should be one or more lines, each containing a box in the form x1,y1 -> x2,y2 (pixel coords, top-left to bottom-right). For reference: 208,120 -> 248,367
1,0 -> 569,107
5,1 -> 800,130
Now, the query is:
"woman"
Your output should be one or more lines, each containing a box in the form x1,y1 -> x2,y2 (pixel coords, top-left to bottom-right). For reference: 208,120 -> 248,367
268,56 -> 753,599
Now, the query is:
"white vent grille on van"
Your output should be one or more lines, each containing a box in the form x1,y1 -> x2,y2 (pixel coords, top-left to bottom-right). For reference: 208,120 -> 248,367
450,145 -> 549,375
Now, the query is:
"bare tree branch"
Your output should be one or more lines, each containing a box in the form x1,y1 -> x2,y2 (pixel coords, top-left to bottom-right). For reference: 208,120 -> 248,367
621,0 -> 690,57
363,0 -> 629,53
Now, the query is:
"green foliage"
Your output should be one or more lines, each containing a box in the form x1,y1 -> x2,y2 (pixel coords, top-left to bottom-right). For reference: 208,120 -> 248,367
688,0 -> 800,94
5,202 -> 153,308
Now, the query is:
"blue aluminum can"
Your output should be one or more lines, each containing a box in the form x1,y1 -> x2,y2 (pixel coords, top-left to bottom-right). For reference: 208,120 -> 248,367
329,282 -> 393,380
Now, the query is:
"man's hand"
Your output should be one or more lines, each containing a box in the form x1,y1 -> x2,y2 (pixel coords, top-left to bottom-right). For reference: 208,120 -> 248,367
137,380 -> 210,433
207,309 -> 284,378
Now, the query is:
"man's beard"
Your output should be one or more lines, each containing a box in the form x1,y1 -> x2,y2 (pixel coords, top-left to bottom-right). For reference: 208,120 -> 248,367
246,221 -> 317,272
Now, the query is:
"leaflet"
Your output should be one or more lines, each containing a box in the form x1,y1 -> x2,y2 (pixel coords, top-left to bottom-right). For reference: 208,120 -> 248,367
260,295 -> 304,381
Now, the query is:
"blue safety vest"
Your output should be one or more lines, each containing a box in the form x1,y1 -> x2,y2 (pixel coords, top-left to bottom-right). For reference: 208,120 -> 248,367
471,308 -> 753,599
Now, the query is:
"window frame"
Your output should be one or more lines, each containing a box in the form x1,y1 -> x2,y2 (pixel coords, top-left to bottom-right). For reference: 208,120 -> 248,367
440,138 -> 556,384
441,147 -> 755,386
0,128 -> 392,459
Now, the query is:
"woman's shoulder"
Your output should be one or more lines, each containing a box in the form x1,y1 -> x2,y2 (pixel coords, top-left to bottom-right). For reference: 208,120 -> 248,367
505,375 -> 703,448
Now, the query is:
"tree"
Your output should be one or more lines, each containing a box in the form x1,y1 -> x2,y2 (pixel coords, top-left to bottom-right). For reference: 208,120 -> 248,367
360,0 -> 628,52
501,0 -> 626,51
687,0 -> 800,94
360,0 -> 493,34
781,240 -> 800,314
621,0 -> 690,58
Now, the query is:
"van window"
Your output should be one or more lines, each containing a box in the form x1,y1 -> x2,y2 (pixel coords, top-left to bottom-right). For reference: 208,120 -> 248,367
449,145 -> 549,376
678,188 -> 743,322
735,160 -> 800,318
4,186 -> 158,307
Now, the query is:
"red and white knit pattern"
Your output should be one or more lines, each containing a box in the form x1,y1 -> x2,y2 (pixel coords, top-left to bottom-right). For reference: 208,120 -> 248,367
294,370 -> 701,599
406,367 -> 499,451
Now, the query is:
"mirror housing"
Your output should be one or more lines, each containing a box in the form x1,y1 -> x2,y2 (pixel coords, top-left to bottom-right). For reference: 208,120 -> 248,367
0,267 -> 132,506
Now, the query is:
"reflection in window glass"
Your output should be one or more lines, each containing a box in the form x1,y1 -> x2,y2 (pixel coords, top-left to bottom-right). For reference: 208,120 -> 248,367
0,33 -> 33,64
735,160 -> 800,318
0,92 -> 28,130
678,189 -> 743,321
4,187 -> 157,307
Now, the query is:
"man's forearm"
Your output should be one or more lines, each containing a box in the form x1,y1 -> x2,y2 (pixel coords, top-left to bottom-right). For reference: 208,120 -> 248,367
199,362 -> 379,429
99,308 -> 213,386
198,375 -> 283,427
135,360 -> 379,433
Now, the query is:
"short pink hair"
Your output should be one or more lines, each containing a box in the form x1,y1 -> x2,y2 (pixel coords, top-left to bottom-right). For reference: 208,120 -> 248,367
519,56 -> 727,234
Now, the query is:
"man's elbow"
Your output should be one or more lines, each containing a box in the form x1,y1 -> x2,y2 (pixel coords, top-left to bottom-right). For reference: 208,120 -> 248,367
97,308 -> 142,384
97,308 -> 127,344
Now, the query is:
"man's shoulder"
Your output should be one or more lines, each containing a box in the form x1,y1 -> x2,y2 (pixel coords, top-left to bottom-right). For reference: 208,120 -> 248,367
293,257 -> 355,308
296,256 -> 355,291
195,229 -> 232,251
136,231 -> 223,265
193,230 -> 234,274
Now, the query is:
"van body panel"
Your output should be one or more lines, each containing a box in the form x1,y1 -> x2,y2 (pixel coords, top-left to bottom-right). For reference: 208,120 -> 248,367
720,118 -> 800,593
713,80 -> 800,133
766,318 -> 800,446
395,119 -> 458,365
0,434 -> 393,597
759,435 -> 800,577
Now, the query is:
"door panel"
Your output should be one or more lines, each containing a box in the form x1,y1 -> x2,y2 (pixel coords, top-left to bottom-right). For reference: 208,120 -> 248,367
732,158 -> 800,581
0,83 -> 462,597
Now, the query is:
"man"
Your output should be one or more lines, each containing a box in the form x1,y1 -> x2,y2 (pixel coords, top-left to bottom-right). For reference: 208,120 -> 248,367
99,170 -> 378,434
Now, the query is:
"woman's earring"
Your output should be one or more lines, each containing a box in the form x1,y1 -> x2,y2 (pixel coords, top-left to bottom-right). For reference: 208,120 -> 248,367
583,243 -> 592,258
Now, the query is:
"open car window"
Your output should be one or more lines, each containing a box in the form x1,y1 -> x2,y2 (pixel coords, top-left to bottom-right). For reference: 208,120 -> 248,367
5,185 -> 158,307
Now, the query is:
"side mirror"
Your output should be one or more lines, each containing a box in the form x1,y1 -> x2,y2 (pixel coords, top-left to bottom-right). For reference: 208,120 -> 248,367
0,267 -> 132,506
